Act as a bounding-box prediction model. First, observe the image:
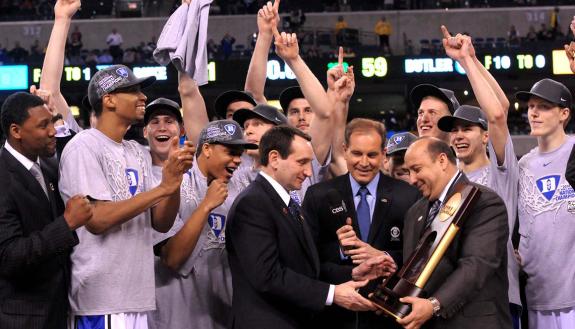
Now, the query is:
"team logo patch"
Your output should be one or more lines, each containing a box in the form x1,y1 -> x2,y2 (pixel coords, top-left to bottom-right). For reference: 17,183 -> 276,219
536,175 -> 560,201
208,213 -> 226,241
116,67 -> 129,77
390,226 -> 401,241
568,201 -> 575,214
224,124 -> 236,135
125,169 -> 139,196
391,135 -> 404,145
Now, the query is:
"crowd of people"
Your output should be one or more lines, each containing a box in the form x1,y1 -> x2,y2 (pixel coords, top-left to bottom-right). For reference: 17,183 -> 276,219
3,1 -> 575,329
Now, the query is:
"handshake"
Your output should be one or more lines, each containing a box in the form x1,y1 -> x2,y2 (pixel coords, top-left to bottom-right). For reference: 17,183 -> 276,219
331,218 -> 397,312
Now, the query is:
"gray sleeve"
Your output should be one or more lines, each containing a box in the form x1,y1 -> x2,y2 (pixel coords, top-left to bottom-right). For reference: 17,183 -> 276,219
487,134 -> 519,225
58,142 -> 112,203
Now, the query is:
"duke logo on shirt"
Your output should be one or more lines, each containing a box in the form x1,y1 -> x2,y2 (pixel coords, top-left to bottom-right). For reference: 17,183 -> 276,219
536,175 -> 560,201
126,169 -> 139,196
208,213 -> 226,242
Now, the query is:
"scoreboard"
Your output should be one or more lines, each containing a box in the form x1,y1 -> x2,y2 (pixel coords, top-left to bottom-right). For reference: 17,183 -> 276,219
0,49 -> 569,92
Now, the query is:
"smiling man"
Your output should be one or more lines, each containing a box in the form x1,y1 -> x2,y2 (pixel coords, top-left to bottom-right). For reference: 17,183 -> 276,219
0,92 -> 92,329
439,27 -> 523,327
399,137 -> 511,329
59,65 -> 194,329
514,78 -> 575,329
226,125 -> 377,329
148,120 -> 257,329
303,118 -> 420,329
410,84 -> 459,142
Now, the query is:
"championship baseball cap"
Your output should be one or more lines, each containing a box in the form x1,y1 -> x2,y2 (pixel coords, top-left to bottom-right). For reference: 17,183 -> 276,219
515,78 -> 572,109
410,84 -> 460,114
279,86 -> 305,115
232,104 -> 288,128
438,105 -> 488,132
144,98 -> 182,125
82,65 -> 156,109
197,120 -> 258,149
386,132 -> 418,155
214,90 -> 257,119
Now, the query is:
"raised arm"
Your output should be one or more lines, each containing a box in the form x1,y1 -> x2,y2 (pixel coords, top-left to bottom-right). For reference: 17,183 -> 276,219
39,0 -> 80,129
179,72 -> 208,144
564,16 -> 575,74
442,26 -> 509,164
244,0 -> 280,103
272,26 -> 334,164
327,49 -> 355,176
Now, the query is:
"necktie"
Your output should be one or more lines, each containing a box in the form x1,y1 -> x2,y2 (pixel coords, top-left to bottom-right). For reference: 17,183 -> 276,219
288,199 -> 304,224
30,162 -> 48,197
425,199 -> 441,229
357,186 -> 370,242
289,190 -> 302,206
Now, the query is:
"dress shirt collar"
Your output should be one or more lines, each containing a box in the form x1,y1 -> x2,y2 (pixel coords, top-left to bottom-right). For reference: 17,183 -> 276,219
3,141 -> 38,171
259,171 -> 291,206
437,170 -> 461,203
349,172 -> 380,197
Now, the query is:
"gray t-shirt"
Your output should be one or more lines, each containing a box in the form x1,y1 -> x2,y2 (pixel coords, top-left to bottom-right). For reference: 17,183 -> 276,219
59,128 -> 156,315
518,135 -> 575,311
466,135 -> 520,306
148,163 -> 249,329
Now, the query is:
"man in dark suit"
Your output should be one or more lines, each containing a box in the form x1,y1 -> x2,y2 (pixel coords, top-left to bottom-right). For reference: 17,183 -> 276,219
303,118 -> 420,329
0,92 -> 92,329
226,125 -> 376,329
392,137 -> 512,329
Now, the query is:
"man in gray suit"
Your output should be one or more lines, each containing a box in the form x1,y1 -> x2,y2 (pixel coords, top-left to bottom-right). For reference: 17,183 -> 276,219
396,137 -> 512,329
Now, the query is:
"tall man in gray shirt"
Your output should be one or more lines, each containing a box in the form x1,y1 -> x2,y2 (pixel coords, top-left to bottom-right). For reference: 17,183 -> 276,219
59,65 -> 194,329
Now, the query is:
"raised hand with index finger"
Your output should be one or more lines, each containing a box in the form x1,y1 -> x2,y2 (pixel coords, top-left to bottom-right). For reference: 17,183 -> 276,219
257,0 -> 280,36
272,23 -> 299,61
441,25 -> 467,62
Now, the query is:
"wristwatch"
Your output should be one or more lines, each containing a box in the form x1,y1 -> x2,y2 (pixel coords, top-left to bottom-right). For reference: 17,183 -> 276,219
428,297 -> 441,316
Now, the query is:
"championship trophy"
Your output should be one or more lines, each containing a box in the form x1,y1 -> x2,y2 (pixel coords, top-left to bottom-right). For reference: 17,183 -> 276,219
370,182 -> 481,319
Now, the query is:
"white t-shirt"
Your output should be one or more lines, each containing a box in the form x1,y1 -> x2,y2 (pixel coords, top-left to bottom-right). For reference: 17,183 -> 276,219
59,128 -> 156,315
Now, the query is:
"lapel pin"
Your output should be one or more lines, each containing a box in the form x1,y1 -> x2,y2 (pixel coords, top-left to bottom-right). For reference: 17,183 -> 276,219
417,215 -> 423,222
49,183 -> 55,191
381,198 -> 388,203
282,208 -> 288,215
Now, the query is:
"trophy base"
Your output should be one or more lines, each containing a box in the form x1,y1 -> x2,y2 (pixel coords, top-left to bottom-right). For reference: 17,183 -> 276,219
370,276 -> 425,319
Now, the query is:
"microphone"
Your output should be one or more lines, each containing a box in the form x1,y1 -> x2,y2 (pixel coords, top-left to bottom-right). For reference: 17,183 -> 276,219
327,189 -> 355,253
327,189 -> 351,227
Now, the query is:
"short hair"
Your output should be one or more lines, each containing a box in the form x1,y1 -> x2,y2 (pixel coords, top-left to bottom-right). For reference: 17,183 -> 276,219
424,137 -> 457,165
1,92 -> 45,138
259,125 -> 311,166
344,118 -> 387,150
92,99 -> 104,117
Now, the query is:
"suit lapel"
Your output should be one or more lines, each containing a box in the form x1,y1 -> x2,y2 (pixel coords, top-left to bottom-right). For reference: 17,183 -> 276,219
367,173 -> 393,244
255,176 -> 319,270
1,149 -> 51,210
410,199 -> 429,250
338,174 -> 361,237
40,157 -> 61,219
